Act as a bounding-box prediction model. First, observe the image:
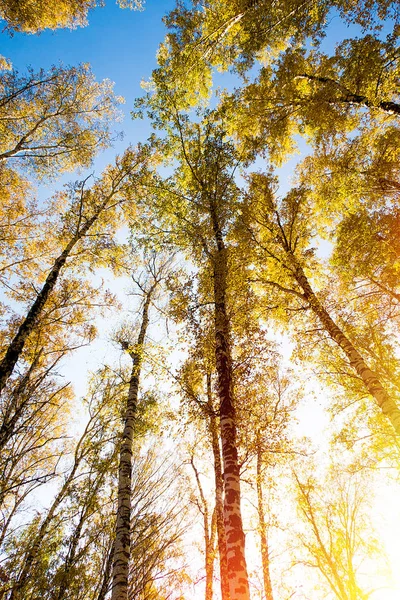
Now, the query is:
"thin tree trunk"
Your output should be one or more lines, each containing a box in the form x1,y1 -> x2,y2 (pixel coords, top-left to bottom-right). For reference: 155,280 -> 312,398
111,290 -> 153,600
256,438 -> 273,600
97,540 -> 115,600
207,373 -> 230,600
286,250 -> 400,435
191,456 -> 216,600
210,201 -> 250,600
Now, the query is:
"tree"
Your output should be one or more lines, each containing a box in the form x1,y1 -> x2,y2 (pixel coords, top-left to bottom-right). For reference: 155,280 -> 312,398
292,466 -> 388,600
0,275 -> 113,463
134,97 -> 262,596
243,174 -> 400,437
0,64 -> 122,180
153,0 -> 399,116
0,0 -> 143,34
0,364 -> 70,554
112,252 -> 172,600
220,29 -> 400,163
175,333 -> 230,600
4,368 -> 123,600
236,363 -> 297,600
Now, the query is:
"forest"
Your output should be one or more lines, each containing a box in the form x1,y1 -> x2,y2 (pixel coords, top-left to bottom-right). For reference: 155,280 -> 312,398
0,0 -> 399,599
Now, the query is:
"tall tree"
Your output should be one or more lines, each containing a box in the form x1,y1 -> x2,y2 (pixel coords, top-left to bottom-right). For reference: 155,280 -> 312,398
243,174 -> 400,436
0,64 -> 122,180
112,253 -> 172,600
134,103 -> 254,598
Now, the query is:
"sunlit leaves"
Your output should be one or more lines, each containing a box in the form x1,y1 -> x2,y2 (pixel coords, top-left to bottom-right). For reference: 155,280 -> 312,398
0,0 -> 144,33
0,64 -> 123,180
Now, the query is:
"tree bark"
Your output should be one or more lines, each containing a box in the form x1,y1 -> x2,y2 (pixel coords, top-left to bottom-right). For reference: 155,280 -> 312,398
210,200 -> 250,600
286,249 -> 400,435
111,289 -> 153,600
207,373 -> 230,600
256,438 -> 274,600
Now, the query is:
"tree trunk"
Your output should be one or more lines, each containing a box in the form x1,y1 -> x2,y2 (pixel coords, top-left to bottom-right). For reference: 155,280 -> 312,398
210,202 -> 250,600
111,290 -> 152,600
207,373 -> 230,600
97,540 -> 115,600
287,250 -> 400,435
256,438 -> 273,600
191,455 -> 216,600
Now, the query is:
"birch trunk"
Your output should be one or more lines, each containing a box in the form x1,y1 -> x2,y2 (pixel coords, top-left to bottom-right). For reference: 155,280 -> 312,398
111,290 -> 152,600
210,201 -> 250,600
256,440 -> 274,600
287,250 -> 400,435
207,374 -> 230,600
